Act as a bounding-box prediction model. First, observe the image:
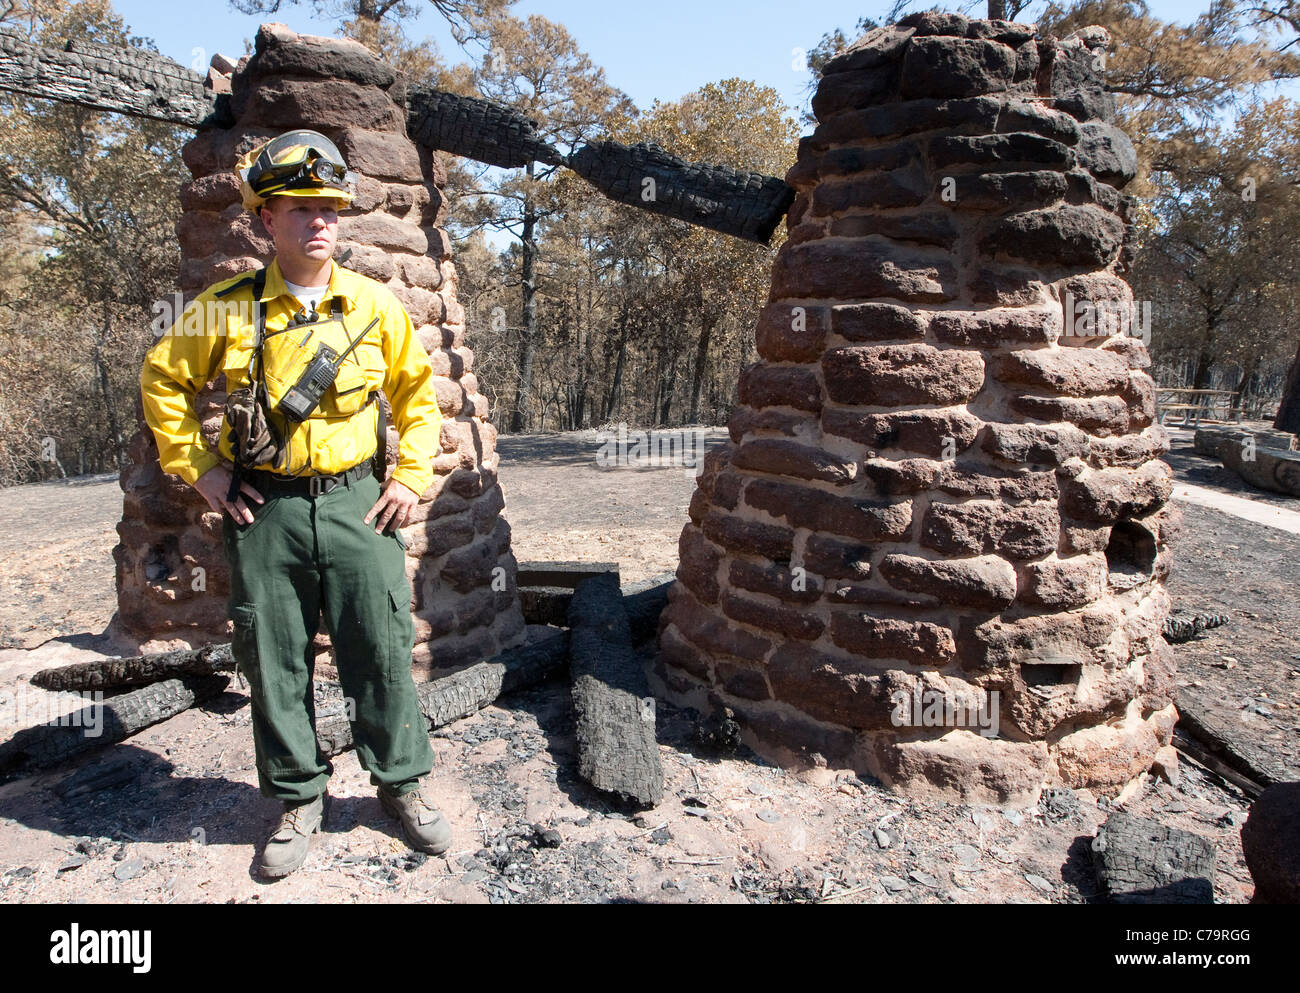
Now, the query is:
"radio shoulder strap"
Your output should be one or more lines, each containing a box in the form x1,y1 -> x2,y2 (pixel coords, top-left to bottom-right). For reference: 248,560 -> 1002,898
227,267 -> 271,503
250,267 -> 269,347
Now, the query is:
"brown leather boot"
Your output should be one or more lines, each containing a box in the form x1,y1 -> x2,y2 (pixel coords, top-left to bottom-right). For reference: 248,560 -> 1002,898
258,793 -> 329,879
378,787 -> 452,855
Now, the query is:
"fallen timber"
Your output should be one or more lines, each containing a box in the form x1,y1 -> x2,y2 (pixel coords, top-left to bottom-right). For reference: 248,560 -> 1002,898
566,573 -> 664,808
316,628 -> 570,757
0,675 -> 230,781
31,574 -> 672,694
320,573 -> 675,763
30,643 -> 235,692
1092,811 -> 1216,904
7,573 -> 675,784
516,560 -> 621,628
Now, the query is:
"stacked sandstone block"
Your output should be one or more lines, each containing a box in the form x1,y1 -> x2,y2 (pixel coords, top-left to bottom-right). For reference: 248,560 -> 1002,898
656,12 -> 1178,805
114,24 -> 526,674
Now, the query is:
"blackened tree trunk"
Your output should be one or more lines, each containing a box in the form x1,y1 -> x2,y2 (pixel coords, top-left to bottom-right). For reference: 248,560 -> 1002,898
659,351 -> 677,426
1191,348 -> 1213,389
571,277 -> 588,428
0,676 -> 229,780
31,643 -> 234,691
95,304 -> 122,468
605,315 -> 627,421
689,311 -> 716,425
566,574 -> 663,808
1276,340 -> 1300,433
317,631 -> 570,758
510,162 -> 540,433
1235,354 -> 1260,414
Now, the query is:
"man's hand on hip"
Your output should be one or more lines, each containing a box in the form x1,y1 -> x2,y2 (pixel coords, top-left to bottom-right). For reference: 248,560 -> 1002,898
365,478 -> 420,534
195,464 -> 265,524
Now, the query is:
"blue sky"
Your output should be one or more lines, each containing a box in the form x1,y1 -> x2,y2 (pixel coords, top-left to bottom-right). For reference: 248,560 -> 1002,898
109,0 -> 1285,130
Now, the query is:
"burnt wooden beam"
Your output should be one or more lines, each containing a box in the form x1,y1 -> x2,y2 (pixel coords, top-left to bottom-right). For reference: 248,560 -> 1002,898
30,643 -> 234,692
0,26 -> 221,126
406,87 -> 795,244
405,84 -> 562,169
1091,811 -> 1216,904
516,568 -> 673,647
316,629 -> 569,757
1,33 -> 795,243
1175,687 -> 1285,789
515,561 -> 620,589
566,572 -> 663,808
566,139 -> 796,244
0,675 -> 230,781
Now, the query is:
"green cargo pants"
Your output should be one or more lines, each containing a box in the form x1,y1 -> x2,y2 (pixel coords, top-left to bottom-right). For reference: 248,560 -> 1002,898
222,469 -> 434,802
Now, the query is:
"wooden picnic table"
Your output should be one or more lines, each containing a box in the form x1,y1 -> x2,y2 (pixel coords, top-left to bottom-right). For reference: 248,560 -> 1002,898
1156,388 -> 1242,427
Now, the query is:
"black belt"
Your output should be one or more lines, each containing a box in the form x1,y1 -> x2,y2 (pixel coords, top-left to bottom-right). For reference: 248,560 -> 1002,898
247,460 -> 373,498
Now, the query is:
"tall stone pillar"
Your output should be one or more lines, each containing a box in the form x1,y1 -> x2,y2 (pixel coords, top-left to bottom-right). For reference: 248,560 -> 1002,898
655,13 -> 1177,805
112,24 -> 526,675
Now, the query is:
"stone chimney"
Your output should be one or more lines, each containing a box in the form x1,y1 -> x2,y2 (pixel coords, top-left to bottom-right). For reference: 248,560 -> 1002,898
655,12 -> 1178,805
113,24 -> 527,676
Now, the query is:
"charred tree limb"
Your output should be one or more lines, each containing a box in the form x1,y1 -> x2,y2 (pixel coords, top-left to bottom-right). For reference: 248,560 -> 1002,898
316,630 -> 569,757
566,140 -> 796,244
0,26 -> 221,126
404,88 -> 794,244
1161,611 -> 1229,644
30,643 -> 235,692
566,573 -> 664,808
0,675 -> 230,781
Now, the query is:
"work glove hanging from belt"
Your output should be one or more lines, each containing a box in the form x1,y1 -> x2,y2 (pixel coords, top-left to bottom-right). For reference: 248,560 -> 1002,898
225,384 -> 285,470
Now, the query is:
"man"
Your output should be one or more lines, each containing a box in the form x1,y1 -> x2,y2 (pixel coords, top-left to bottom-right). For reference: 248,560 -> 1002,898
141,130 -> 452,878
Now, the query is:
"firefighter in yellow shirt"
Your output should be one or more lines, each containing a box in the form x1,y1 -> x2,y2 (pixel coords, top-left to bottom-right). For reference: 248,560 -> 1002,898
141,130 -> 451,878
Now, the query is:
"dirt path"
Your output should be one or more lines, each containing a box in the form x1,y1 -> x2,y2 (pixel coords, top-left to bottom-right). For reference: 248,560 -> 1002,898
0,474 -> 123,651
0,429 -> 1292,903
493,429 -> 730,587
0,433 -> 730,651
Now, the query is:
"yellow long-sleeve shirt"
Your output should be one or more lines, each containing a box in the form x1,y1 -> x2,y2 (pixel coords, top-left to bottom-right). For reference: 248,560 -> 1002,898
141,258 -> 441,496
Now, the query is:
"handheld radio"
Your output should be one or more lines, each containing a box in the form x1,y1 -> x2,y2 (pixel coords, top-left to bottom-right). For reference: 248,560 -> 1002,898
278,316 -> 380,422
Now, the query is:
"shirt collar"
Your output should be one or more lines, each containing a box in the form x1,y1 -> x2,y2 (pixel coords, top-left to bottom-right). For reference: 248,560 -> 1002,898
260,258 -> 359,314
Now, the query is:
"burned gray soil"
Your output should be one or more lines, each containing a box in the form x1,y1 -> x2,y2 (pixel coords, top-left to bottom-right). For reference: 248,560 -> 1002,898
0,429 -> 1293,903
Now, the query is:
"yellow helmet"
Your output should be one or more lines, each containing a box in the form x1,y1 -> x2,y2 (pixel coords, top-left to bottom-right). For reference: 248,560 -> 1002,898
236,129 -> 356,212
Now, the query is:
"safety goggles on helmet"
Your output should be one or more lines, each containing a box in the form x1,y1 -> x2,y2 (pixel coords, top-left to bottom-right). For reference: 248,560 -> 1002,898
241,130 -> 355,201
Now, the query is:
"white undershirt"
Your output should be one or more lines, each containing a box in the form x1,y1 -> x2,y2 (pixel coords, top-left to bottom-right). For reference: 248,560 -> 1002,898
283,278 -> 329,316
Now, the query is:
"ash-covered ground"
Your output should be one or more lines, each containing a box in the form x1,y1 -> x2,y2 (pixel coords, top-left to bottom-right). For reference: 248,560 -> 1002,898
0,428 -> 1292,903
